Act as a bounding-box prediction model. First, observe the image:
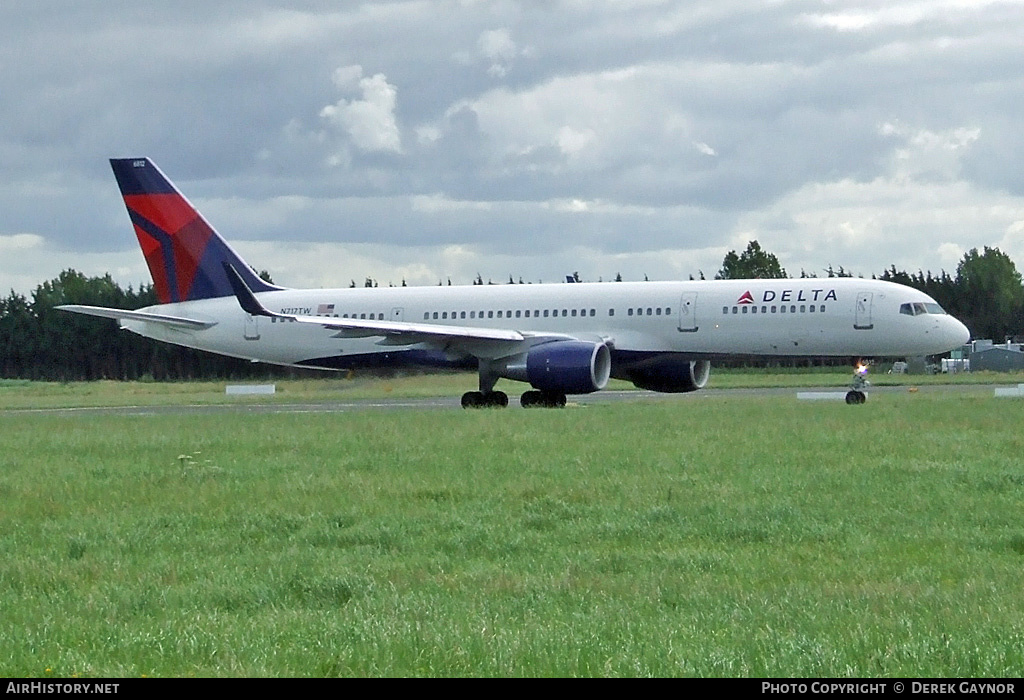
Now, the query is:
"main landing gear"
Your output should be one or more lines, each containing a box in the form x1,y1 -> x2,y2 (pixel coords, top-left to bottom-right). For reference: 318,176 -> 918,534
845,361 -> 870,405
461,358 -> 569,409
520,390 -> 567,409
461,390 -> 508,408
460,389 -> 568,408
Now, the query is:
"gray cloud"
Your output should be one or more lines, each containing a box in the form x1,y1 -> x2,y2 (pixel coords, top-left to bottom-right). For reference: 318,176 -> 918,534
2,1 -> 1024,293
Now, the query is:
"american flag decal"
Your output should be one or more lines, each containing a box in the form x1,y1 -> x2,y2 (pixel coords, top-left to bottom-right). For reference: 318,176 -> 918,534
317,303 -> 335,314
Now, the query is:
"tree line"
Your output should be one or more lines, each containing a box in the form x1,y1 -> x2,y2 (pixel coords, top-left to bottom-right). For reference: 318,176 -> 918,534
2,242 -> 1021,381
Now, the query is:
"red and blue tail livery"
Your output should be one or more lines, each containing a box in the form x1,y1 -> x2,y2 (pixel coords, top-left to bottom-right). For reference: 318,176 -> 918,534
109,158 -> 281,303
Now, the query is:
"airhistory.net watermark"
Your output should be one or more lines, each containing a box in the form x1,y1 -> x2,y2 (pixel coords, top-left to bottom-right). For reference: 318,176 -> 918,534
6,683 -> 119,695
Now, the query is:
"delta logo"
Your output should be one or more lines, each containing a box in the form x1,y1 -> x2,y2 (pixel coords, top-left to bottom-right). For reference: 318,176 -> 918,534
737,289 -> 840,304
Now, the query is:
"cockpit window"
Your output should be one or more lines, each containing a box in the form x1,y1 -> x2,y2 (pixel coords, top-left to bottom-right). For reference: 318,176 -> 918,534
900,302 -> 947,316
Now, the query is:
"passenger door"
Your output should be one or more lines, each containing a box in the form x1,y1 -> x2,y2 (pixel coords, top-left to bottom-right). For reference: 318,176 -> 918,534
244,313 -> 260,340
854,292 -> 873,330
678,292 -> 698,332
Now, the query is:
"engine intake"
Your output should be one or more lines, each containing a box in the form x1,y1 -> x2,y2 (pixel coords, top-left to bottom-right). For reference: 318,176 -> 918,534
505,341 -> 611,394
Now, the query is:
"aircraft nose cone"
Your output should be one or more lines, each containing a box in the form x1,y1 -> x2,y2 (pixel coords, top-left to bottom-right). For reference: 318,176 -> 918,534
949,316 -> 970,347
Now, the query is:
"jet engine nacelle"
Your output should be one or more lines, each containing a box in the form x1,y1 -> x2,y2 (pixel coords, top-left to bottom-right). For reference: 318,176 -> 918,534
510,340 -> 611,394
625,356 -> 710,393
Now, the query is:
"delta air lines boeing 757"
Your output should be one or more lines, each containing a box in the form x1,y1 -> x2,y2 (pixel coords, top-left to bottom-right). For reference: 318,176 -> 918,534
59,158 -> 970,407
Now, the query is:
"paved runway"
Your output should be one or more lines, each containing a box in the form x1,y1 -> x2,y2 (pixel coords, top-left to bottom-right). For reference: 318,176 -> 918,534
0,383 -> 998,418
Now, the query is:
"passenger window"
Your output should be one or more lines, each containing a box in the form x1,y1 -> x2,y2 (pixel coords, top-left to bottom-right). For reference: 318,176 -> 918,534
723,307 -> 729,314
628,308 -> 634,316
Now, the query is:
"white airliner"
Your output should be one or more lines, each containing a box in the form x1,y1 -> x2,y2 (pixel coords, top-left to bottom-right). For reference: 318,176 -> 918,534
59,158 -> 970,407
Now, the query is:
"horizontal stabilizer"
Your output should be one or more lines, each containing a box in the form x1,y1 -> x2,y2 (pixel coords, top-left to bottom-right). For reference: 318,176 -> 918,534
56,305 -> 217,330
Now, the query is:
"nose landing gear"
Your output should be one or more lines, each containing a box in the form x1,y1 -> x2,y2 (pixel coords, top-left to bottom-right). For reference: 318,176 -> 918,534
845,361 -> 870,404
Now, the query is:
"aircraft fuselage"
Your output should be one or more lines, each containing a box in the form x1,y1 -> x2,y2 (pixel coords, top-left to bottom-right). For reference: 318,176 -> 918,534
126,277 -> 967,371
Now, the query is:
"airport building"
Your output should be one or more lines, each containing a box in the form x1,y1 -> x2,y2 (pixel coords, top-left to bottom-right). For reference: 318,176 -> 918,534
952,339 -> 1024,373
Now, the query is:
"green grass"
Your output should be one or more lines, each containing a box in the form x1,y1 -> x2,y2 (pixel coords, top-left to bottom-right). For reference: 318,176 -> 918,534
2,389 -> 1023,676
0,374 -> 470,410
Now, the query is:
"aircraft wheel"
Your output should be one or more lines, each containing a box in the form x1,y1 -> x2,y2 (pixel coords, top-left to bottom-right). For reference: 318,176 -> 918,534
522,391 -> 567,408
521,390 -> 541,408
545,391 -> 567,408
488,391 -> 509,408
461,391 -> 484,408
845,390 -> 866,405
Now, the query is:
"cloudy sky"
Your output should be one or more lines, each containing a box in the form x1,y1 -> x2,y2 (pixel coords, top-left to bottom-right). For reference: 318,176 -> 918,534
2,0 -> 1023,295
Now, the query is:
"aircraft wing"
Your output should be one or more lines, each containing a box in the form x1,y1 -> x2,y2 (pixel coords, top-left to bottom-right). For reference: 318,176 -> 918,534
56,305 -> 217,330
222,263 -> 578,349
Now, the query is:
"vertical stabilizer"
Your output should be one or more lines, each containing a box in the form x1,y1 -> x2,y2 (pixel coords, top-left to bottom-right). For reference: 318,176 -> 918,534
110,158 -> 283,303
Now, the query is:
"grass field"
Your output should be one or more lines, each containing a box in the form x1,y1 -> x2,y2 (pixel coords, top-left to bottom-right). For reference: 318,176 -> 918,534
2,379 -> 1024,676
